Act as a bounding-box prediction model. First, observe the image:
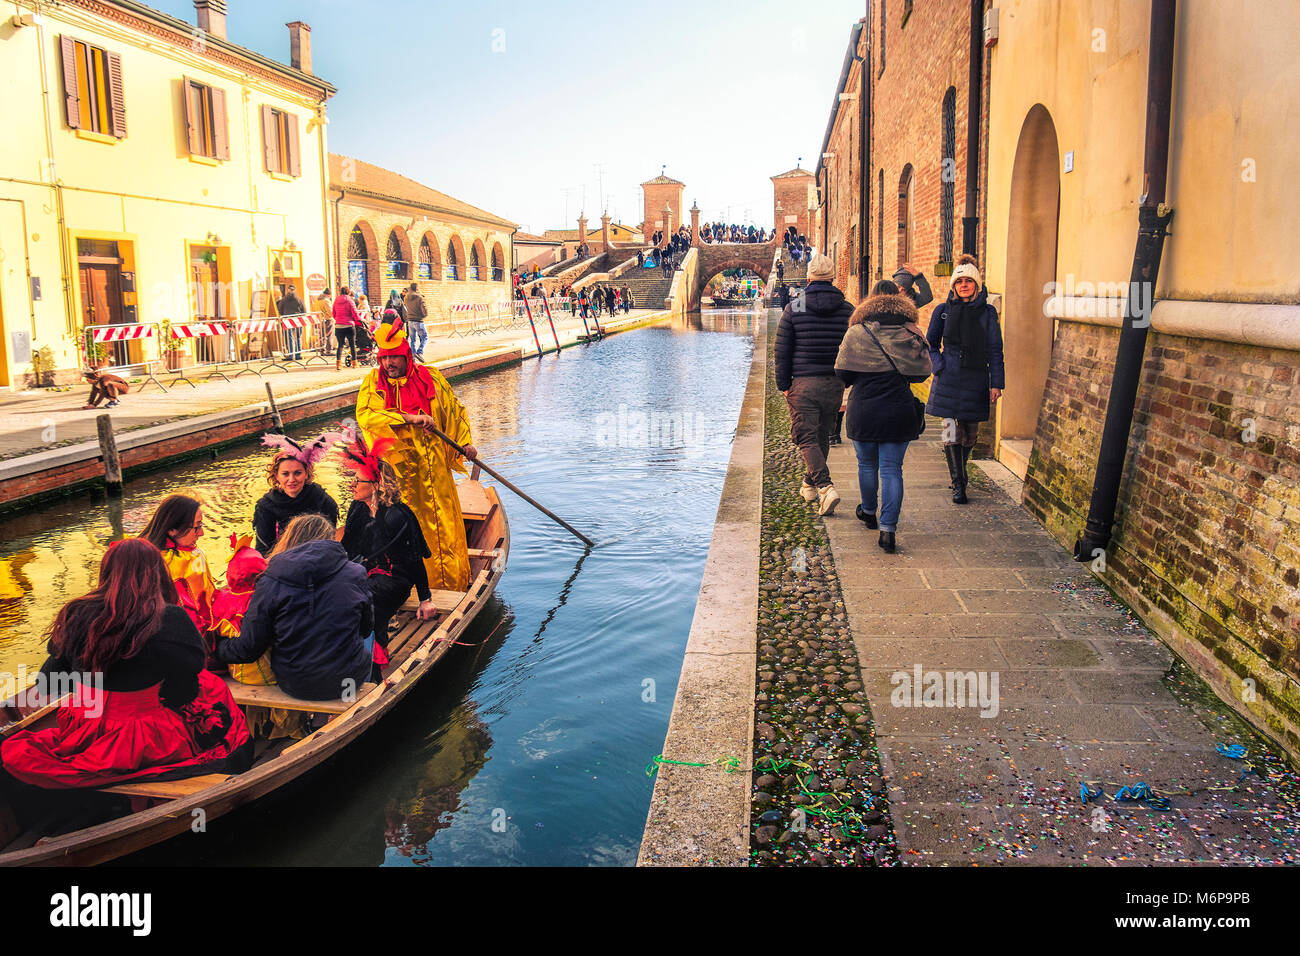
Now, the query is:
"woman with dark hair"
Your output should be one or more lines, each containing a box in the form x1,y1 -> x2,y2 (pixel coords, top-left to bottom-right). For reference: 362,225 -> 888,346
338,431 -> 437,656
834,280 -> 933,553
139,493 -> 216,640
924,254 -> 1005,504
215,513 -> 372,702
0,539 -> 252,789
251,433 -> 340,556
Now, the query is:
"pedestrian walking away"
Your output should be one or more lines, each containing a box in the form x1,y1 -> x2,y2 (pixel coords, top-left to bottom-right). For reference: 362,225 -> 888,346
332,285 -> 362,369
402,282 -> 428,359
923,254 -> 1005,504
834,281 -> 933,553
277,286 -> 306,361
774,253 -> 852,517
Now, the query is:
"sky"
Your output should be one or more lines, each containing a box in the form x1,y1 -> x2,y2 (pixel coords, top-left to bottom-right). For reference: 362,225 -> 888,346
150,0 -> 866,234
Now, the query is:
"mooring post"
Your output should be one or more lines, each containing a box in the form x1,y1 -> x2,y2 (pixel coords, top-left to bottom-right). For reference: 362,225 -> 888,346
264,381 -> 284,433
96,413 -> 123,498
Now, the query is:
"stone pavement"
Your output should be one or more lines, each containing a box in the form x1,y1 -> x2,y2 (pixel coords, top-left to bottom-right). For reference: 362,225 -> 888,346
820,433 -> 1300,865
0,309 -> 656,461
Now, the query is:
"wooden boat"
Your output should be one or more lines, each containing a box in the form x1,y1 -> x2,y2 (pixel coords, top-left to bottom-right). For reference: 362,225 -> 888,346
0,476 -> 508,866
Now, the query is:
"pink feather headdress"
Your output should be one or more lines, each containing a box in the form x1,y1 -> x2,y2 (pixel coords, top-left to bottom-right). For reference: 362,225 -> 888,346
261,432 -> 336,468
326,426 -> 395,484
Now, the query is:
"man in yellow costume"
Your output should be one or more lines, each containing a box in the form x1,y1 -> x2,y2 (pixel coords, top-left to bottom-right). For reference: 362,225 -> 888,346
356,317 -> 477,591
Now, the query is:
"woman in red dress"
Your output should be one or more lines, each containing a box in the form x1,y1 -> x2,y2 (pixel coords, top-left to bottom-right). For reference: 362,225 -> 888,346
0,538 -> 252,791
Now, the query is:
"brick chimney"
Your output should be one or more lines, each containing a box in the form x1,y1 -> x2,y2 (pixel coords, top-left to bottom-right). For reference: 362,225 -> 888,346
287,21 -> 312,74
194,0 -> 227,41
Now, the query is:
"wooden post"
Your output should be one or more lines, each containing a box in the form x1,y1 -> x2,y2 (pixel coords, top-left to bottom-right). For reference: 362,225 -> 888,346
96,414 -> 123,498
264,381 -> 284,433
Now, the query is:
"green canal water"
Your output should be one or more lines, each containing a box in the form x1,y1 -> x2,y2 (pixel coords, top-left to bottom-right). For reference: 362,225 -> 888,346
0,311 -> 756,865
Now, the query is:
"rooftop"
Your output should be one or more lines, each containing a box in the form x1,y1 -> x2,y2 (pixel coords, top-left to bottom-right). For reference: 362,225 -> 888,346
329,154 -> 516,229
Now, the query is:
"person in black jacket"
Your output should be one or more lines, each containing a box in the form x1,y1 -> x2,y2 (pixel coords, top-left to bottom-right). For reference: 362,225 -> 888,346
278,286 -> 307,360
774,254 -> 853,516
835,281 -> 934,552
216,514 -> 372,701
252,434 -> 340,556
340,452 -> 438,656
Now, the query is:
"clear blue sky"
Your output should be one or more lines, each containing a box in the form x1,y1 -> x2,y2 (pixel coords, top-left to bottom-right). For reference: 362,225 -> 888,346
151,0 -> 866,234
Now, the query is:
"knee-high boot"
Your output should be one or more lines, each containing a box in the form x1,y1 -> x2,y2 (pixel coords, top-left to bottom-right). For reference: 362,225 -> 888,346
944,444 -> 968,504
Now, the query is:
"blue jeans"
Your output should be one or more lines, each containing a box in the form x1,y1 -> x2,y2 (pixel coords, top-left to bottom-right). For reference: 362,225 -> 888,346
407,320 -> 427,355
283,326 -> 301,360
852,440 -> 910,532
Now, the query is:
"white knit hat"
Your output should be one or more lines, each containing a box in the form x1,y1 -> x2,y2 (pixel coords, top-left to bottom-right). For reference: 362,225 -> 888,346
949,254 -> 982,289
807,254 -> 835,281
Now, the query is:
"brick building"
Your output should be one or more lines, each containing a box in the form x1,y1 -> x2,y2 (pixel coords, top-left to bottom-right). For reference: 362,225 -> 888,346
640,173 -> 685,240
771,166 -> 817,244
329,154 -> 515,317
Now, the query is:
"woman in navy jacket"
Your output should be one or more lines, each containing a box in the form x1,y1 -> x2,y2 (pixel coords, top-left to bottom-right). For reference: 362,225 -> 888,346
924,254 -> 1005,503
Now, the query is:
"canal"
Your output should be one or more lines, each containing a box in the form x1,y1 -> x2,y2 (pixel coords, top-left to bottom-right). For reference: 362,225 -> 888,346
0,311 -> 755,865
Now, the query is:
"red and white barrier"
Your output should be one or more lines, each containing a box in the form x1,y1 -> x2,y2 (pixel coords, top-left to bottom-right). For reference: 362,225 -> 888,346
168,322 -> 227,338
91,324 -> 154,342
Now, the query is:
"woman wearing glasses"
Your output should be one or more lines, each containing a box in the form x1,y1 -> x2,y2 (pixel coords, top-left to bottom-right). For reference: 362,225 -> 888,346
140,494 -> 217,659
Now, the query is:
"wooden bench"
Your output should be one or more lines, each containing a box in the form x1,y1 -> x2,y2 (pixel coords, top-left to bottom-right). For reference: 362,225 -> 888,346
458,482 -> 493,521
401,588 -> 466,613
222,679 -> 377,715
102,773 -> 230,800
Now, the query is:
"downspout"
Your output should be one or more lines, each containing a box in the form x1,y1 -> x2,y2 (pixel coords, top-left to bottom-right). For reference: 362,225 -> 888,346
857,39 -> 869,297
961,0 -> 982,254
1073,0 -> 1177,562
315,102 -> 332,297
333,188 -> 344,291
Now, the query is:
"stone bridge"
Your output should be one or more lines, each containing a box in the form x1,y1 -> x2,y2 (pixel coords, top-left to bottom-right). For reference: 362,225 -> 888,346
680,240 -> 779,311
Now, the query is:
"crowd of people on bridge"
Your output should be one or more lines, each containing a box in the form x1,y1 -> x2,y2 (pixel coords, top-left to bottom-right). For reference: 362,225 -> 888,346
775,252 -> 1004,553
783,227 -> 814,264
0,314 -> 483,801
700,222 -> 770,244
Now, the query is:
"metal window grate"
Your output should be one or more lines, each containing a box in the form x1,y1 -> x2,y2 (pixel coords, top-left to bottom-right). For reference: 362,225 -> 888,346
940,87 -> 957,266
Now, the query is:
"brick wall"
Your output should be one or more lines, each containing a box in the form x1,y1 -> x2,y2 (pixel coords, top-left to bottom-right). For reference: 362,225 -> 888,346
641,182 -> 685,239
773,176 -> 816,243
1024,320 -> 1300,755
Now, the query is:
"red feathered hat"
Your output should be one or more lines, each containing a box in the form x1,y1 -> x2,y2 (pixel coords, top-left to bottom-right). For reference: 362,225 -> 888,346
329,425 -> 395,483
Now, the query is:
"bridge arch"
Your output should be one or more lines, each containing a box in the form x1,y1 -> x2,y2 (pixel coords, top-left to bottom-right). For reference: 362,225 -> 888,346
690,241 -> 778,308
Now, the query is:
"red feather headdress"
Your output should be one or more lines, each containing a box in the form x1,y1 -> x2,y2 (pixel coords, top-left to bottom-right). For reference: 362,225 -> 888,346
328,425 -> 395,483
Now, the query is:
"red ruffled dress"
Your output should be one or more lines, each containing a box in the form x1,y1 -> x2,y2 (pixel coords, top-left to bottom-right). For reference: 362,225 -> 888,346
0,605 -> 252,789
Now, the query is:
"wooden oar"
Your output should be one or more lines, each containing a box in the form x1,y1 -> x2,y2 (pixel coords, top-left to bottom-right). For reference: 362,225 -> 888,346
428,424 -> 595,548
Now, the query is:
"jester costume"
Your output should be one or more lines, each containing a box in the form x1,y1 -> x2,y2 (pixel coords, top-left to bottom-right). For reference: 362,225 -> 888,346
356,321 -> 473,591
160,544 -> 216,640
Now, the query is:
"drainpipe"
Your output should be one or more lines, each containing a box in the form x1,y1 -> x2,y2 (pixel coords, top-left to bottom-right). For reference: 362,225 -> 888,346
961,0 -> 982,255
1073,0 -> 1177,562
333,188 -> 345,291
857,39 -> 869,298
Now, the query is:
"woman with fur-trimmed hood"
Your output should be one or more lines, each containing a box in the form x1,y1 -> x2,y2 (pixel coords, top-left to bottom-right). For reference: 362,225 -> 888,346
834,281 -> 933,553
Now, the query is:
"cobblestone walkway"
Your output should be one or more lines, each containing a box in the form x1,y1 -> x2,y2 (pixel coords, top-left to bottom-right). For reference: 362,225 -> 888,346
821,434 -> 1300,864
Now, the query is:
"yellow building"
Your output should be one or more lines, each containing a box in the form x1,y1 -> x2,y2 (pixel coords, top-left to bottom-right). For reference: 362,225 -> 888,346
0,0 -> 334,386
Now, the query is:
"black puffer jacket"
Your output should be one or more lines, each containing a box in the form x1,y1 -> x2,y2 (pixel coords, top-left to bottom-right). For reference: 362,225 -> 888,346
216,539 -> 372,701
252,484 -> 340,556
774,281 -> 853,391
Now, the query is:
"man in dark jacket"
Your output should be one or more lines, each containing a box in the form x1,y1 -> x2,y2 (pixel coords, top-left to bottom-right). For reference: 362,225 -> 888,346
278,286 -> 307,360
774,254 -> 853,515
402,283 -> 428,359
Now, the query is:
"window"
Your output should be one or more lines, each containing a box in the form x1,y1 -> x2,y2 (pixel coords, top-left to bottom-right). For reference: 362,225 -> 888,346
898,164 -> 914,268
418,236 -> 434,280
385,230 -> 409,280
445,241 -> 459,281
901,0 -> 913,29
347,226 -> 368,261
60,35 -> 126,138
877,169 -> 885,278
260,105 -> 301,176
468,244 -> 481,281
182,77 -> 229,160
878,0 -> 886,76
491,244 -> 504,282
940,88 -> 957,267
849,225 -> 857,275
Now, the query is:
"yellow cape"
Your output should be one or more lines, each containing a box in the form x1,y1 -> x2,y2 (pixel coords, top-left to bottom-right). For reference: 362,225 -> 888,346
356,364 -> 473,591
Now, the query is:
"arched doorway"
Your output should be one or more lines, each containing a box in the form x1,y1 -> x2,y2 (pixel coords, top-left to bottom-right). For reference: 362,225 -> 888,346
897,164 -> 914,268
999,103 -> 1061,478
347,225 -> 371,299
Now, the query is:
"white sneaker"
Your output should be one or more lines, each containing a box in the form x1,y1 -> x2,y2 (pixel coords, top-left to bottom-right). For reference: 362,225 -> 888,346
799,480 -> 819,502
817,484 -> 841,516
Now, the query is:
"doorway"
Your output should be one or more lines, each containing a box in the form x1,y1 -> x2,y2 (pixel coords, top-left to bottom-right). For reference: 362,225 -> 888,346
189,245 -> 225,364
1000,104 -> 1061,479
77,239 -> 128,367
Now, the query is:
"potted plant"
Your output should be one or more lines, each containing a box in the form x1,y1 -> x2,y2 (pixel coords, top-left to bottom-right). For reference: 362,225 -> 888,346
159,320 -> 187,371
87,341 -> 109,369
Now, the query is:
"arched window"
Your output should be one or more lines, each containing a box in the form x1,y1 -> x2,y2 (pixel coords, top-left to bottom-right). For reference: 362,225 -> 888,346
417,235 -> 433,280
347,225 -> 370,298
940,86 -> 957,266
897,164 -> 914,268
385,229 -> 409,280
468,243 -> 481,281
445,240 -> 459,281
877,169 -> 884,278
491,243 -> 504,282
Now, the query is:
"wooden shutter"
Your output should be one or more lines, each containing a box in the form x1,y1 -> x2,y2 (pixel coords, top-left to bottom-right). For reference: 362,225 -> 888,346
106,52 -> 126,139
211,87 -> 230,160
260,105 -> 276,172
286,112 -> 301,177
182,77 -> 201,154
60,36 -> 82,129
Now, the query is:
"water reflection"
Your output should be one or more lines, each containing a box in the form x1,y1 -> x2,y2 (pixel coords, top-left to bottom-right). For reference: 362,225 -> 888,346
3,312 -> 753,865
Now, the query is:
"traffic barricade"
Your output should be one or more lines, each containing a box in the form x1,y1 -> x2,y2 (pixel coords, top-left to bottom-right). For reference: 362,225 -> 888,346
159,320 -> 233,387
235,317 -> 297,374
448,303 -> 492,336
84,321 -> 169,392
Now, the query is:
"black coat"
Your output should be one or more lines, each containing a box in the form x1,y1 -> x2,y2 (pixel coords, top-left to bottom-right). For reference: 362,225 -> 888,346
252,484 -> 340,556
341,500 -> 432,602
216,539 -> 372,701
774,281 -> 853,391
924,289 -> 1005,423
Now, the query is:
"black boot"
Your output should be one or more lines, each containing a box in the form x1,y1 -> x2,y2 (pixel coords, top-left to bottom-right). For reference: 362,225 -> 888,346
878,530 -> 896,553
961,446 -> 974,500
829,410 -> 844,446
944,444 -> 968,504
856,505 -> 878,529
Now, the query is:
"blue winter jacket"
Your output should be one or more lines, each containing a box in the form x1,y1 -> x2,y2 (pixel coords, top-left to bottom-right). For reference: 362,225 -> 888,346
923,290 -> 1005,423
216,539 -> 372,701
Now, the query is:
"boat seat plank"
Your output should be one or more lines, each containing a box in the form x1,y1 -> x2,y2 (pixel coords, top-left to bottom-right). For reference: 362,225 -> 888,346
223,678 -> 376,715
401,589 -> 466,613
101,773 -> 230,800
458,482 -> 493,520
